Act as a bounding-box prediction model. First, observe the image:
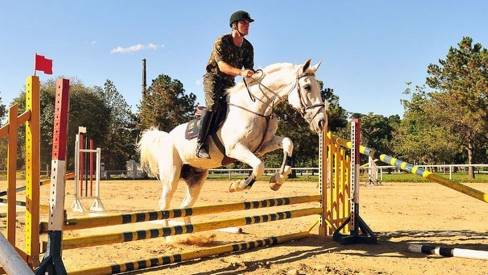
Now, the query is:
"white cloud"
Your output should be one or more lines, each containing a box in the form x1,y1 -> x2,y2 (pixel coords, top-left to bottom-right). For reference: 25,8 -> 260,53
111,43 -> 162,54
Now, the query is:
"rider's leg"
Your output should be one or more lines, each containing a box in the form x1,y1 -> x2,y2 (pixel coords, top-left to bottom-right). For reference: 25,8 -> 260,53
196,74 -> 219,158
196,110 -> 213,159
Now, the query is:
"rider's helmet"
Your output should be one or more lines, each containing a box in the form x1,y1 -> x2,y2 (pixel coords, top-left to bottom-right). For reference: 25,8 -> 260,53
229,10 -> 254,27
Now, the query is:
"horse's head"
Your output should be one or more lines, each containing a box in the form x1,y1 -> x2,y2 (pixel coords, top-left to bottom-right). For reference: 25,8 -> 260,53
287,59 -> 328,133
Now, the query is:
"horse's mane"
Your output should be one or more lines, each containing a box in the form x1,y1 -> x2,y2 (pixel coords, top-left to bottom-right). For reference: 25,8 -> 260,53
226,63 -> 296,95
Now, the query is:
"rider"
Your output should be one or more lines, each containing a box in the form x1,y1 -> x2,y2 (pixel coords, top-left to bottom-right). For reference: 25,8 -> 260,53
196,10 -> 256,159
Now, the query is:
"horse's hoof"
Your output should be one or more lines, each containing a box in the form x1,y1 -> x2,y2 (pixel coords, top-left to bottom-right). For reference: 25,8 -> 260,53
229,176 -> 255,192
229,180 -> 243,192
269,174 -> 283,191
269,182 -> 282,191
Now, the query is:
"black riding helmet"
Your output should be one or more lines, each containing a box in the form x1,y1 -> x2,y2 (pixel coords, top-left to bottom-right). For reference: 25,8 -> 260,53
229,10 -> 254,27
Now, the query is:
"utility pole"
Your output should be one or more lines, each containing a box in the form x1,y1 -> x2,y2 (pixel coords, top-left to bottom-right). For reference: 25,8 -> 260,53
142,58 -> 147,98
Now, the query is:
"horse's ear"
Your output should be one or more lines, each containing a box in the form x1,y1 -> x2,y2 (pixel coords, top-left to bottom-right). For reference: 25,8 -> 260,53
311,61 -> 322,73
302,59 -> 312,73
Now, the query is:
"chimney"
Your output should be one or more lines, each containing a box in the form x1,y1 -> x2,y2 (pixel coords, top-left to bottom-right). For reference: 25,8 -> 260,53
142,58 -> 147,97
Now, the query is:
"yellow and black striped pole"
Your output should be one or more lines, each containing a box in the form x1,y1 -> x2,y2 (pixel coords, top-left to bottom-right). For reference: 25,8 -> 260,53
332,134 -> 488,204
40,195 -> 320,233
69,231 -> 311,275
378,154 -> 488,203
53,208 -> 321,250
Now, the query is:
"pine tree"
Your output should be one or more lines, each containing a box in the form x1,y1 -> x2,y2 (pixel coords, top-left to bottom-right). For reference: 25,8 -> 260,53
426,37 -> 488,178
138,74 -> 197,131
95,80 -> 138,170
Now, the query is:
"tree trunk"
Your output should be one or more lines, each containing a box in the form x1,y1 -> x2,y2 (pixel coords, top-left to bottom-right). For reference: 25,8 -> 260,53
467,142 -> 474,179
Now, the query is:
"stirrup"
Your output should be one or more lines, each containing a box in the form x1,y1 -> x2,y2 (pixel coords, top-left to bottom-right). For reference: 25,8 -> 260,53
196,144 -> 210,159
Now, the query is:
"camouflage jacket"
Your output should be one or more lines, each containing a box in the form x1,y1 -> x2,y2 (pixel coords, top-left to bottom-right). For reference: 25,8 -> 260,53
205,34 -> 254,84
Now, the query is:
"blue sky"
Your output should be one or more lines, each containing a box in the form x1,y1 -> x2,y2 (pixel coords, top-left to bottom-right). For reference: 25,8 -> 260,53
1,1 -> 487,117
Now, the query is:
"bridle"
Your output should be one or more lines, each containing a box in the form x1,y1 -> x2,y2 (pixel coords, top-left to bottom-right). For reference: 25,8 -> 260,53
230,69 -> 325,125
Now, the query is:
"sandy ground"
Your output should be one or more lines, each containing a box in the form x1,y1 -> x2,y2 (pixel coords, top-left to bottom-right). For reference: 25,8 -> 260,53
1,178 -> 488,274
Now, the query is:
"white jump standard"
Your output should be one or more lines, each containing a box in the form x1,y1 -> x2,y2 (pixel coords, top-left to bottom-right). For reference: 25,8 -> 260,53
72,126 -> 104,213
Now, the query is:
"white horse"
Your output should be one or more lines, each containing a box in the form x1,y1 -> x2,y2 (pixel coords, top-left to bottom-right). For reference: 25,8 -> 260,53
138,59 -> 328,218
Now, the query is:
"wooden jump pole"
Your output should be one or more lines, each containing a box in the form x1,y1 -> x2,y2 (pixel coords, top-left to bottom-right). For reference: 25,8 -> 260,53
0,172 -> 74,198
49,208 -> 321,250
40,195 -> 320,233
68,231 -> 311,275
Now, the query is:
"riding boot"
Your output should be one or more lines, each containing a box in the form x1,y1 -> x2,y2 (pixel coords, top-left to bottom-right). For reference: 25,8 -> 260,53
196,111 -> 213,159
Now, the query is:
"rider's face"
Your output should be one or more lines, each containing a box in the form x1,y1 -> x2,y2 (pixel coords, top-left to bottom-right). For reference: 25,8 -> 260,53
237,20 -> 250,35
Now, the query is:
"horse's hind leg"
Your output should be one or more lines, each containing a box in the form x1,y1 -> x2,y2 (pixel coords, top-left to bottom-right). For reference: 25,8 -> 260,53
181,168 -> 241,234
180,168 -> 208,225
159,155 -> 182,230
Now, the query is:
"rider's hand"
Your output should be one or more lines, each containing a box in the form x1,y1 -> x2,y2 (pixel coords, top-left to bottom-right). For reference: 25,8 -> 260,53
240,69 -> 254,78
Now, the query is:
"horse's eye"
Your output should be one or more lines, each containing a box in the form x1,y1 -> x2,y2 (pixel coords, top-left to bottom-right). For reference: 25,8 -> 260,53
304,84 -> 311,91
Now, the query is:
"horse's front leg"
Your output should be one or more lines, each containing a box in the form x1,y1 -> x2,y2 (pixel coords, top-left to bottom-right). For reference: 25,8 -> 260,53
227,143 -> 264,192
257,136 -> 294,191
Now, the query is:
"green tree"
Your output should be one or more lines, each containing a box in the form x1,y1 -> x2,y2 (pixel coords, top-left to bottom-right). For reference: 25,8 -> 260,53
323,88 -> 348,132
138,74 -> 197,131
425,37 -> 488,178
361,112 -> 400,156
0,95 -> 6,120
392,84 -> 461,164
13,79 -> 111,171
95,80 -> 138,170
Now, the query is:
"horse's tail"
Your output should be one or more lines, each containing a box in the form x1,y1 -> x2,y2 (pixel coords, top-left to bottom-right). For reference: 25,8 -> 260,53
137,127 -> 174,177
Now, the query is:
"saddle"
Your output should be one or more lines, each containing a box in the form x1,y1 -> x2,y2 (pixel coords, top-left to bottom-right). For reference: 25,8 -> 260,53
185,101 -> 236,165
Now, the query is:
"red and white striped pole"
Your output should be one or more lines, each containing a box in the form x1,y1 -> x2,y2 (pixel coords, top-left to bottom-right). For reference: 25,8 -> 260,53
35,78 -> 70,274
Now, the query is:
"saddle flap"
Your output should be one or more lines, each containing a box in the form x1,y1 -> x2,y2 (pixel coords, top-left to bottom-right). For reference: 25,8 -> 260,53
184,103 -> 228,140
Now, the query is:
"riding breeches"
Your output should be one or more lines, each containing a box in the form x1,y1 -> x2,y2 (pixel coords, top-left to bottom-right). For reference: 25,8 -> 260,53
203,73 -> 234,112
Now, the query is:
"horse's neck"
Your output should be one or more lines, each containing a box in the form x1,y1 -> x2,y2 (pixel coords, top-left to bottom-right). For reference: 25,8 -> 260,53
229,71 -> 293,115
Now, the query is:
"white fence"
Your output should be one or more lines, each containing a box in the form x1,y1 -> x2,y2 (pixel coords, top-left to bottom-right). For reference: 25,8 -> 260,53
370,164 -> 488,180
208,167 -> 320,180
3,164 -> 484,181
207,164 -> 488,180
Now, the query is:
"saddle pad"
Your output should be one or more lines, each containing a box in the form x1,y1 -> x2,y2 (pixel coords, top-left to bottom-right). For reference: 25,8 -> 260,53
185,119 -> 200,140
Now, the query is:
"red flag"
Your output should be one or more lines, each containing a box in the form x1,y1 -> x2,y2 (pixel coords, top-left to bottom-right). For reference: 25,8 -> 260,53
35,54 -> 53,74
